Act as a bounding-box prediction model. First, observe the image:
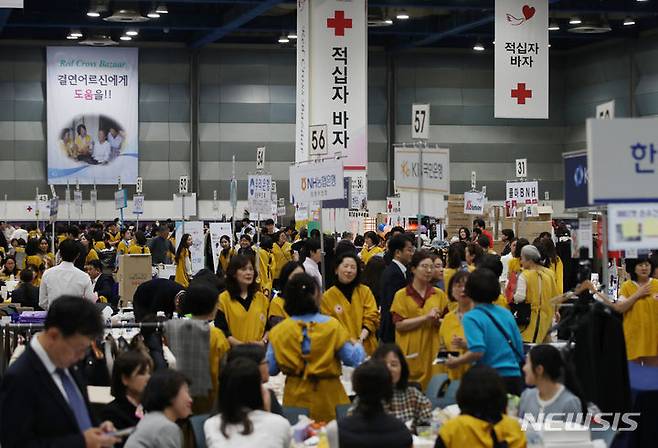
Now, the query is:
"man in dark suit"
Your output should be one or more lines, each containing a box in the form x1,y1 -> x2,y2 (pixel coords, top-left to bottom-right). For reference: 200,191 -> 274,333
85,259 -> 116,307
68,225 -> 89,272
0,295 -> 120,448
379,234 -> 415,343
382,226 -> 407,265
10,268 -> 40,309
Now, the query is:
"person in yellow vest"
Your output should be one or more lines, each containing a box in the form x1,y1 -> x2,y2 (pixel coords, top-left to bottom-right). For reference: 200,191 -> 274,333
37,237 -> 55,269
90,229 -> 107,252
217,235 -> 234,275
127,231 -> 151,255
268,261 -> 304,328
272,231 -> 293,290
504,238 -> 529,302
436,366 -> 526,448
81,235 -> 100,264
106,222 -> 121,248
443,241 -> 473,294
439,270 -> 472,380
536,237 -> 564,295
256,236 -> 275,299
603,257 -> 658,365
27,224 -> 40,241
321,252 -> 380,355
174,233 -> 193,288
0,256 -> 19,281
266,273 -> 365,422
24,239 -> 44,286
465,242 -> 484,270
391,250 -> 449,390
216,254 -> 269,347
116,228 -> 133,256
513,245 -> 555,344
360,231 -> 384,265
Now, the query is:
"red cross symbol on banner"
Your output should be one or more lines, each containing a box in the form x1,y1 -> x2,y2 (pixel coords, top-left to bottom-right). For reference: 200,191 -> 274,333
327,10 -> 353,36
511,83 -> 532,104
26,206 -> 33,212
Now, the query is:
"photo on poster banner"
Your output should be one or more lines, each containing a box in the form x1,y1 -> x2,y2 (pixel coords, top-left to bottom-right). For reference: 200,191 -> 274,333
608,203 -> 658,250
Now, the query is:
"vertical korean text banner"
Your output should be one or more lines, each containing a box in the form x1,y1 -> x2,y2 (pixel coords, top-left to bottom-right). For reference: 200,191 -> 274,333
47,47 -> 139,185
297,0 -> 367,169
495,0 -> 548,119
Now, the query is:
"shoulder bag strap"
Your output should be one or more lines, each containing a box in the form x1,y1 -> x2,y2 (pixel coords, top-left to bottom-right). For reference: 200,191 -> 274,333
473,307 -> 524,363
532,274 -> 542,343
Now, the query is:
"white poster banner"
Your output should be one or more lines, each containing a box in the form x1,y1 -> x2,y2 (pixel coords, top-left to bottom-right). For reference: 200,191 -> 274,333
505,180 -> 539,217
37,194 -> 50,215
394,147 -> 450,193
464,191 -> 487,215
574,217 -> 593,258
248,174 -> 273,216
175,221 -> 205,275
495,0 -> 549,119
296,0 -> 367,168
114,189 -> 127,210
173,193 -> 197,219
596,100 -> 615,119
399,191 -> 446,218
47,47 -> 138,184
209,222 -> 233,272
587,118 -> 658,203
608,203 -> 658,250
73,190 -> 83,208
132,194 -> 144,215
290,158 -> 344,204
349,171 -> 368,210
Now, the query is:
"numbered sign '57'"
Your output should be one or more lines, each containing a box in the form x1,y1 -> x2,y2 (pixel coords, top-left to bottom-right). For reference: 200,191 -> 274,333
412,104 -> 430,140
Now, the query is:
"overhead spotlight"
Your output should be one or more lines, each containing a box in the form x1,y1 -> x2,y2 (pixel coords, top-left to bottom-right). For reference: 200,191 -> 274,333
384,18 -> 393,25
70,29 -> 83,37
473,41 -> 485,51
87,10 -> 101,18
396,9 -> 410,20
287,31 -> 297,39
548,43 -> 552,48
569,16 -> 582,25
120,35 -> 132,41
623,17 -> 636,26
147,9 -> 160,19
636,0 -> 649,3
66,34 -> 79,40
278,34 -> 290,43
126,28 -> 139,36
548,21 -> 560,31
155,4 -> 168,14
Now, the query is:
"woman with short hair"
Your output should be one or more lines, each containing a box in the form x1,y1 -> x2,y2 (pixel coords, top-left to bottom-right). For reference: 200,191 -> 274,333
360,231 -> 383,265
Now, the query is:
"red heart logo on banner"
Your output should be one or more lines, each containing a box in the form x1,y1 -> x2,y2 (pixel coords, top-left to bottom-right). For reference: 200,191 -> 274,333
522,5 -> 535,20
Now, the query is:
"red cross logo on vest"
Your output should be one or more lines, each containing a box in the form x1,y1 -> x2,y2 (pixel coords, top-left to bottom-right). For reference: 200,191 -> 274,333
511,83 -> 532,105
327,10 -> 353,37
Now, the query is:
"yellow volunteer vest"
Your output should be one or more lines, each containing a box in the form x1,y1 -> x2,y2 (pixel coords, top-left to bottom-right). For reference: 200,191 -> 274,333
272,242 -> 293,280
439,311 -> 470,380
438,414 -> 526,448
217,290 -> 269,343
175,247 -> 191,288
360,245 -> 383,265
619,279 -> 658,360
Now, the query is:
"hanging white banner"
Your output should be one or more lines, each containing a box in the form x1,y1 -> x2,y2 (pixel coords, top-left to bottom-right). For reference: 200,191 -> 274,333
290,158 -> 344,204
209,222 -> 233,272
394,147 -> 450,193
47,47 -> 139,184
248,174 -> 273,216
495,0 -> 548,119
505,180 -> 539,217
608,203 -> 658,250
132,194 -> 144,215
296,0 -> 367,169
175,221 -> 205,275
464,191 -> 487,215
349,171 -> 368,211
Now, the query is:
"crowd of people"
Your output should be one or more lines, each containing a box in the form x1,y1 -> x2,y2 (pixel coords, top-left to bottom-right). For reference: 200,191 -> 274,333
0,216 -> 656,448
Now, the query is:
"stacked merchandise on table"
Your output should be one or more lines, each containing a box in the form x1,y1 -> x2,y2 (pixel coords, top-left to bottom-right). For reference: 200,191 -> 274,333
446,194 -> 474,239
16,311 -> 47,324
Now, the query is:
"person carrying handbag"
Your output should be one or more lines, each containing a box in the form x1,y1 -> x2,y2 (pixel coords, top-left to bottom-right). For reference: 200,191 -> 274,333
446,268 -> 525,396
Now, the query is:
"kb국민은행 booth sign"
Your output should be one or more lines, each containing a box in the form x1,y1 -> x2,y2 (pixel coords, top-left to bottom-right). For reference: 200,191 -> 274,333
47,47 -> 138,185
495,0 -> 548,119
296,0 -> 367,169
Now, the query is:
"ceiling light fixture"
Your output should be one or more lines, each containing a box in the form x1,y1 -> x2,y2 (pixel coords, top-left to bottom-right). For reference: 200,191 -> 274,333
70,29 -> 83,37
623,17 -> 636,26
569,16 -> 582,25
384,18 -> 393,25
126,28 -> 139,36
155,4 -> 168,14
396,9 -> 410,20
287,31 -> 297,39
87,10 -> 101,18
120,35 -> 132,41
548,21 -> 560,31
67,34 -> 79,40
147,9 -> 160,19
278,34 -> 290,43
473,41 -> 485,51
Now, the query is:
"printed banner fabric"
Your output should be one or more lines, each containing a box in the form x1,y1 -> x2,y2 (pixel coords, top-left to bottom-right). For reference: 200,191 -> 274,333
495,0 -> 548,119
47,47 -> 138,184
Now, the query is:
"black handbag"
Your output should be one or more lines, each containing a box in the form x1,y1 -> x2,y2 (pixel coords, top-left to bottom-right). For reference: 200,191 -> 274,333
509,302 -> 531,329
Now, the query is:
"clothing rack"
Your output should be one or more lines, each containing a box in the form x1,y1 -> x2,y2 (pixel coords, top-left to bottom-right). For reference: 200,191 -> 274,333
0,322 -> 166,376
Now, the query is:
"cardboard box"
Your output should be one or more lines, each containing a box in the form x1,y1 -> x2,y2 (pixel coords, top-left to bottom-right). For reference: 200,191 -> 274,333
117,254 -> 152,305
448,215 -> 473,226
517,221 -> 553,242
448,194 -> 464,201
